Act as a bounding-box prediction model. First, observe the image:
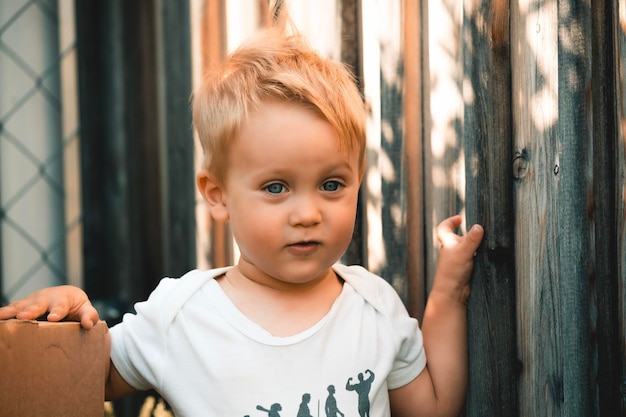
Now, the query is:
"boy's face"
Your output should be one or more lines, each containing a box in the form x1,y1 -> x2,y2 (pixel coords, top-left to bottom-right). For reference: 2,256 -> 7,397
202,100 -> 362,287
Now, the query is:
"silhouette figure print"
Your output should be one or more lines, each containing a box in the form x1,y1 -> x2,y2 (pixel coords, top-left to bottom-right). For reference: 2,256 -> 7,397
256,403 -> 282,417
296,393 -> 313,417
345,369 -> 375,417
325,385 -> 344,417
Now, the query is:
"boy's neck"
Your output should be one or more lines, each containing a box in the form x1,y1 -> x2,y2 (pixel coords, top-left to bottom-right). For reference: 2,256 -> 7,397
233,263 -> 341,292
217,265 -> 344,337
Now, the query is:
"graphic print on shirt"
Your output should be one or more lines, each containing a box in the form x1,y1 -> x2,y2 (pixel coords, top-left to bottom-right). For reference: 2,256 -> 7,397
247,369 -> 374,417
345,369 -> 375,417
256,403 -> 282,417
324,385 -> 345,417
296,393 -> 314,417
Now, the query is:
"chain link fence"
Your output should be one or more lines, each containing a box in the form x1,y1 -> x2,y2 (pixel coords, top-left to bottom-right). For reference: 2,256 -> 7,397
0,0 -> 80,304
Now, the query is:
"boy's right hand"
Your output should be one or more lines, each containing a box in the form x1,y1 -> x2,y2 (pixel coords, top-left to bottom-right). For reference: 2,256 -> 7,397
0,286 -> 99,329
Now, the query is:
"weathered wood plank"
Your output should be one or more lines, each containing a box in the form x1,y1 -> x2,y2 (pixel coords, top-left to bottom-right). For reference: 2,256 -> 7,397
556,1 -> 594,416
197,0 -> 232,269
360,0 -> 384,276
339,0 -> 366,268
617,3 -> 626,415
463,0 -> 518,415
159,0 -> 196,277
76,3 -> 168,415
59,1 -> 83,289
423,0 -> 466,298
404,0 -> 425,320
591,1 -> 623,415
510,0 -> 563,414
76,1 -> 139,301
377,1 -> 410,300
133,0 -> 165,296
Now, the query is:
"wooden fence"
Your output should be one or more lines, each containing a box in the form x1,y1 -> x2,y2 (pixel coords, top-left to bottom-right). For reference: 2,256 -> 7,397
205,1 -> 625,416
464,0 -> 625,415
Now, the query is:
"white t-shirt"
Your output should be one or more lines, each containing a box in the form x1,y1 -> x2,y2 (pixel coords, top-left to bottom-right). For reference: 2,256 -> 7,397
110,264 -> 426,417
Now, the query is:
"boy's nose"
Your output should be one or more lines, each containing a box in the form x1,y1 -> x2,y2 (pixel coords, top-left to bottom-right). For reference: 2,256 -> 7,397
289,195 -> 322,226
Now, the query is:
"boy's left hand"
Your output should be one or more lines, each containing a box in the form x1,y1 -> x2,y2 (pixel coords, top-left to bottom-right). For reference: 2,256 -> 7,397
389,214 -> 484,417
432,215 -> 484,304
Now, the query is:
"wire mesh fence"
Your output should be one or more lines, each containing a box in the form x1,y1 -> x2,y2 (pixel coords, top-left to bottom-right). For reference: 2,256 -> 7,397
0,0 -> 80,304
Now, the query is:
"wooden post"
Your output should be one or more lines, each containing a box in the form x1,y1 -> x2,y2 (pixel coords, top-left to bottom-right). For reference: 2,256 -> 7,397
403,0 -> 425,320
158,0 -> 196,277
616,2 -> 626,415
510,0 -> 564,414
198,0 -> 232,269
463,0 -> 518,415
76,3 -> 156,415
76,0 -> 139,302
377,1 -> 410,301
339,0 -> 366,268
556,1 -> 593,415
591,0 -> 622,414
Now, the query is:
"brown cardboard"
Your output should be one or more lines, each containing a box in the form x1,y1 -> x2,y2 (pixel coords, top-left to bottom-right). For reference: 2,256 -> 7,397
0,319 -> 108,417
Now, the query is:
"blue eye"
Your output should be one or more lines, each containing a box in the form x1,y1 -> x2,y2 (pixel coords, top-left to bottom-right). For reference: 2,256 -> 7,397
322,181 -> 341,192
265,183 -> 285,194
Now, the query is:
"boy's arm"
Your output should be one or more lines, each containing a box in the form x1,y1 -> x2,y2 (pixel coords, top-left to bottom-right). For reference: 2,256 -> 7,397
389,216 -> 483,417
104,331 -> 138,400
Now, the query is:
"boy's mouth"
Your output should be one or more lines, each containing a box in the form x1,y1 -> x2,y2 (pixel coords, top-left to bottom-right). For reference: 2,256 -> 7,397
287,241 -> 321,253
289,241 -> 320,247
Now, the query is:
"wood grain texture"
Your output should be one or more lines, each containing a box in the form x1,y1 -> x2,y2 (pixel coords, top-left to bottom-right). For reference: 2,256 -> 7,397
463,0 -> 518,415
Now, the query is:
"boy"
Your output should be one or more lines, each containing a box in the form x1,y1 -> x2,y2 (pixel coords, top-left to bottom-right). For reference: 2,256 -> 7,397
0,18 -> 483,417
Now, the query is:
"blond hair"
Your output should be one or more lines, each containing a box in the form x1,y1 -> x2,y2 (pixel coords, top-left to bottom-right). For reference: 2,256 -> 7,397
192,22 -> 366,185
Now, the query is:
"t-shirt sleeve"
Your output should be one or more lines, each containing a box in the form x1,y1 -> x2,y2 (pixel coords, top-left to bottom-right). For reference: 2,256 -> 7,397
381,283 -> 427,389
333,264 -> 427,390
387,313 -> 426,389
109,277 -> 178,391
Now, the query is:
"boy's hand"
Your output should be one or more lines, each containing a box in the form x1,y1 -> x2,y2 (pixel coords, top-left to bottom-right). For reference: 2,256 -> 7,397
0,286 -> 99,329
389,214 -> 484,417
432,215 -> 484,304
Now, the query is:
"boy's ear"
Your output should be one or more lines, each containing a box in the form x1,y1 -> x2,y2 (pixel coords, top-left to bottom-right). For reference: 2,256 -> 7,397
197,170 -> 229,222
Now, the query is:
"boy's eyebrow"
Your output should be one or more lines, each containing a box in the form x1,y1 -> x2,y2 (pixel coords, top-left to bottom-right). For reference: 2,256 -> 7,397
327,160 -> 359,172
252,159 -> 357,177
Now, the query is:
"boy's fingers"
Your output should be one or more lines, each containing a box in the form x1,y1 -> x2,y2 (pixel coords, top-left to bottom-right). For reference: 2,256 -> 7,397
47,302 -> 71,322
453,224 -> 484,258
47,295 -> 99,329
466,224 -> 484,250
440,215 -> 462,232
0,286 -> 96,328
0,304 -> 18,320
76,304 -> 100,330
15,299 -> 51,320
436,216 -> 463,247
436,217 -> 484,257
